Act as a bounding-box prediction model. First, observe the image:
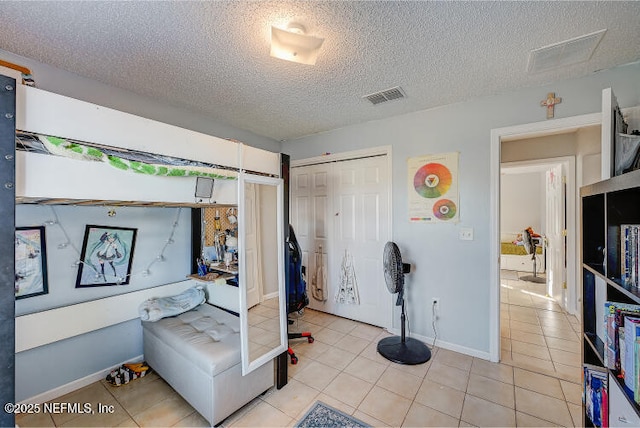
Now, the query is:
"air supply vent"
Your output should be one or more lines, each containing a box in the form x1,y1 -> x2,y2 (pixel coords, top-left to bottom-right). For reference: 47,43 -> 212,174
527,29 -> 606,73
363,86 -> 406,105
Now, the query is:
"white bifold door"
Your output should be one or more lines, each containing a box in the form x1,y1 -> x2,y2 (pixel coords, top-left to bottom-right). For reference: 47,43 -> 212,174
291,155 -> 391,328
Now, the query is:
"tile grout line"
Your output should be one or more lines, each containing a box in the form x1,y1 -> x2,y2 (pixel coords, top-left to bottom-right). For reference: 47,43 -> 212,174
502,271 -> 580,427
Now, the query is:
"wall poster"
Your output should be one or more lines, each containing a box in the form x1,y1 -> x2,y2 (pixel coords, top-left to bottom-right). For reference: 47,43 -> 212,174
15,226 -> 49,299
408,152 -> 459,223
76,225 -> 137,287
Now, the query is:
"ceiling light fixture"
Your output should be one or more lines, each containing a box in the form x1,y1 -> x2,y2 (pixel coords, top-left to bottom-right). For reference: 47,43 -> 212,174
270,23 -> 324,65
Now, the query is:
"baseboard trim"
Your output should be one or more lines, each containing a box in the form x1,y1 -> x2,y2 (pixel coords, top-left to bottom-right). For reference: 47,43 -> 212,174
263,291 -> 279,301
18,354 -> 144,405
386,328 -> 491,361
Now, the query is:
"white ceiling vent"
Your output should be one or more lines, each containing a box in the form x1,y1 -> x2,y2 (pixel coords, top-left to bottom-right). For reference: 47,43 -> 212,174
527,29 -> 606,73
363,86 -> 406,105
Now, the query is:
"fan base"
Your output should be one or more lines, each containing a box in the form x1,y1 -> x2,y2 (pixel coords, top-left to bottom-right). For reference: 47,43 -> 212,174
520,275 -> 546,283
377,336 -> 431,365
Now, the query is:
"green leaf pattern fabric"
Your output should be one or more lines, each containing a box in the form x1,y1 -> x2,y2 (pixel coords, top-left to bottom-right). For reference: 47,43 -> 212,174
38,135 -> 237,180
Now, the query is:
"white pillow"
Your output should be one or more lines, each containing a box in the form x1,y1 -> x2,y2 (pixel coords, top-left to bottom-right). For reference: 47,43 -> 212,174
139,287 -> 206,322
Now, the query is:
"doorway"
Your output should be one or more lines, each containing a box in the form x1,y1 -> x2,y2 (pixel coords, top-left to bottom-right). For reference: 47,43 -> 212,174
501,157 -> 575,308
489,113 -> 602,362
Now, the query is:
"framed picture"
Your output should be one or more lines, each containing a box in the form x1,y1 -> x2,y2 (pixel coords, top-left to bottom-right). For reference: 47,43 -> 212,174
76,225 -> 137,288
15,226 -> 49,299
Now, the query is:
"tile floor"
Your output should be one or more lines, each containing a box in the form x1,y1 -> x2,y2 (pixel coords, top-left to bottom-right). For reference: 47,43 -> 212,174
17,270 -> 583,427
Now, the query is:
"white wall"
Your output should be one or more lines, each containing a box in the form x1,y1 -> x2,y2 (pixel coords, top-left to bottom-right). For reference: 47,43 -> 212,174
502,133 -> 577,163
0,48 -> 279,153
500,172 -> 543,236
282,61 -> 640,356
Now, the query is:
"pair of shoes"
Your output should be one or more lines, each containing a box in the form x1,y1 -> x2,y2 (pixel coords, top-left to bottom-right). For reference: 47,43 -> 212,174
105,362 -> 151,387
105,367 -> 131,387
123,362 -> 150,377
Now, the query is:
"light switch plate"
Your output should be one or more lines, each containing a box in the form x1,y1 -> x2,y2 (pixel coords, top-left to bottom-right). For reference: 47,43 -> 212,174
459,227 -> 474,241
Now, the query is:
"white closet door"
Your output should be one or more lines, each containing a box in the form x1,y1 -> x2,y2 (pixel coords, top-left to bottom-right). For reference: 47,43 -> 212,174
331,156 -> 390,327
291,164 -> 331,312
291,155 -> 391,328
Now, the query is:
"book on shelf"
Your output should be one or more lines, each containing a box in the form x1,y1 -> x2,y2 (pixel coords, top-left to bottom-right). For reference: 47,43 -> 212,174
636,339 -> 640,403
623,315 -> 640,391
621,224 -> 640,287
584,364 -> 608,428
619,327 -> 625,379
604,302 -> 640,370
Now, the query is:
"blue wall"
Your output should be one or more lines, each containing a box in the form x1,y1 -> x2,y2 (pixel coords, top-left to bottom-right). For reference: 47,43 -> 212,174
282,62 -> 640,355
16,319 -> 142,402
15,205 -> 191,401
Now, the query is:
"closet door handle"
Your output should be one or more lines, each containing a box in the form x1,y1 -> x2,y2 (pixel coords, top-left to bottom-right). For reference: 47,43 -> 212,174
335,212 -> 339,216
618,416 -> 630,424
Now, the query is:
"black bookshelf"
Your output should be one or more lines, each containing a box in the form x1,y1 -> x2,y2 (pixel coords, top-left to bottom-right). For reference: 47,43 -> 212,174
581,169 -> 640,426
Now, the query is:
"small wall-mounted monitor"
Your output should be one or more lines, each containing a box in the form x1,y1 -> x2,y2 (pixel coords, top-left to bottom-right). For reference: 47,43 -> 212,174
195,177 -> 214,199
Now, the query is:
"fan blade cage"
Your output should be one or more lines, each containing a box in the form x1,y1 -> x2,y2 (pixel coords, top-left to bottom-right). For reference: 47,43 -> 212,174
383,241 -> 405,294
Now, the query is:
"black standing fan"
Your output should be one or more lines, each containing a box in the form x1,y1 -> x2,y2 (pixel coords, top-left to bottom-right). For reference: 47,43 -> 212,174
520,229 -> 546,284
377,242 -> 431,365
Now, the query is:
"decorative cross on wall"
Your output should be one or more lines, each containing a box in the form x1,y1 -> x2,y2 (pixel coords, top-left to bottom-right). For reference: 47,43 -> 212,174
541,92 -> 562,119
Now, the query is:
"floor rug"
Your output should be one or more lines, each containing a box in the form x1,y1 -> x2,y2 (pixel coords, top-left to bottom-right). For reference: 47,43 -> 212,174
295,401 -> 370,428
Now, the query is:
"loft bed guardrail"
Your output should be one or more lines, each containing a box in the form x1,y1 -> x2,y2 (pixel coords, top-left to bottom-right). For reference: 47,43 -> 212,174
14,84 -> 281,208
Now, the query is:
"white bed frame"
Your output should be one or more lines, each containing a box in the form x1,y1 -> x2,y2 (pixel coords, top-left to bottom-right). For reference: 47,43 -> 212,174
13,84 -> 281,412
15,85 -> 279,205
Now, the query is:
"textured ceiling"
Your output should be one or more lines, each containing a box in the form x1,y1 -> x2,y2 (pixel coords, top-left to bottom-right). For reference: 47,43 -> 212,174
0,1 -> 639,142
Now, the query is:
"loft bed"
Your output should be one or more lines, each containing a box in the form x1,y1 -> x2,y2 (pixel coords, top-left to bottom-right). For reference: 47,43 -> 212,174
500,231 -> 545,273
12,84 -> 286,422
15,85 -> 279,206
15,131 -> 239,208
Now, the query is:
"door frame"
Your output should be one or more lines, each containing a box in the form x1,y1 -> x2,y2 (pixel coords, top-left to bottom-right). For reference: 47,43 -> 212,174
489,113 -> 601,362
290,145 -> 393,329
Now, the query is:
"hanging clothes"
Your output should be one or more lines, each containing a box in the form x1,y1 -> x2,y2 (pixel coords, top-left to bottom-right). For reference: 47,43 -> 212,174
311,245 -> 327,302
335,249 -> 360,305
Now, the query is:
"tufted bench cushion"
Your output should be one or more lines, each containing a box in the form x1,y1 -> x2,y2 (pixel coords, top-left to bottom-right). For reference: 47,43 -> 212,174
142,302 -> 274,425
142,304 -> 240,377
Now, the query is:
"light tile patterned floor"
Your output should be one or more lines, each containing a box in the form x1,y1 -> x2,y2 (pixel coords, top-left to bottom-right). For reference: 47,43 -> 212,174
16,270 -> 582,427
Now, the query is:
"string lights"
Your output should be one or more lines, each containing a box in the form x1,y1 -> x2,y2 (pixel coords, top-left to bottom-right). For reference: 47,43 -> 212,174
47,206 -> 183,282
142,209 -> 182,276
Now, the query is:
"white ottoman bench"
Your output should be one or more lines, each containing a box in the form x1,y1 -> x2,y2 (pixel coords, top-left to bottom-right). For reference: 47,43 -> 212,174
142,303 -> 273,426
